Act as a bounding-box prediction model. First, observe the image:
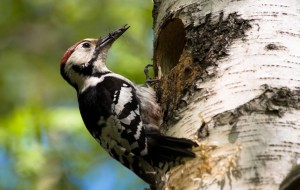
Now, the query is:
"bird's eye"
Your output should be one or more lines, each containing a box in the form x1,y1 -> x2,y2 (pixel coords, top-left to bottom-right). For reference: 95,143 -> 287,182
82,42 -> 91,48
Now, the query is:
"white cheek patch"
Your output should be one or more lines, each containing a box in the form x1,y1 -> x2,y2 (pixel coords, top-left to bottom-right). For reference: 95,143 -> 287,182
67,48 -> 93,66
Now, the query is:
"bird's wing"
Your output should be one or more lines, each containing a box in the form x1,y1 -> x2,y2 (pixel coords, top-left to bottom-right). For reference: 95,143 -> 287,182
97,76 -> 148,156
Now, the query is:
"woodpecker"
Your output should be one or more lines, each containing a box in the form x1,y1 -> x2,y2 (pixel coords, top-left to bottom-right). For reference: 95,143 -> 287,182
60,25 -> 196,186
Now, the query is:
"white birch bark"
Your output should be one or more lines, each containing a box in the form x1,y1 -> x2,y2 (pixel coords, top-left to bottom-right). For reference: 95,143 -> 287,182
152,0 -> 300,189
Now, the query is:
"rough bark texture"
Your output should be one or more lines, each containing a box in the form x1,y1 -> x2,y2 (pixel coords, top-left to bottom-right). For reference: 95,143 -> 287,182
152,0 -> 300,189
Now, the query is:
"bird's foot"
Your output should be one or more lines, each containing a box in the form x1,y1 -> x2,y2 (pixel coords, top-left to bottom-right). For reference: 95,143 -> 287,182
144,64 -> 159,87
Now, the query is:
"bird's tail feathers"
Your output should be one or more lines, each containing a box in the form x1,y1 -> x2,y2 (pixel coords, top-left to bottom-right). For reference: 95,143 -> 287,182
147,130 -> 196,163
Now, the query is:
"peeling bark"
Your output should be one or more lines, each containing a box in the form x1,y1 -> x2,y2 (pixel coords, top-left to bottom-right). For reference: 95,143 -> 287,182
152,0 -> 300,189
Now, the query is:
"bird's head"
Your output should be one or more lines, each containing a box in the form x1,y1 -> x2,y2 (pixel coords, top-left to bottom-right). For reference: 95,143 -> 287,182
60,25 -> 129,90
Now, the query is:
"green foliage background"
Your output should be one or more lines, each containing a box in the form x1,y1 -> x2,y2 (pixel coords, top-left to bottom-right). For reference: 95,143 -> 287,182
0,0 -> 153,189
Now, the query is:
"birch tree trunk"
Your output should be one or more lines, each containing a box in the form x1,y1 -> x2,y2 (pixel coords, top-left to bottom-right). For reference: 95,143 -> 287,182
152,0 -> 300,189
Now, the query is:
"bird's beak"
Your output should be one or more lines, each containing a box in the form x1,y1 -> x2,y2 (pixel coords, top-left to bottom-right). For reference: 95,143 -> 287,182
88,24 -> 130,66
97,24 -> 130,48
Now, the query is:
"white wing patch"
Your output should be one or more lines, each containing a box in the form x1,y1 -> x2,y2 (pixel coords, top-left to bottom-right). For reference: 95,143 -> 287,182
120,110 -> 138,125
114,85 -> 133,115
134,122 -> 143,139
113,91 -> 118,102
99,116 -> 134,154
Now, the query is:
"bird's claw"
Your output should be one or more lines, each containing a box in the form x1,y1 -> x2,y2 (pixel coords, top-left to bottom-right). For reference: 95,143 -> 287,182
144,64 -> 159,86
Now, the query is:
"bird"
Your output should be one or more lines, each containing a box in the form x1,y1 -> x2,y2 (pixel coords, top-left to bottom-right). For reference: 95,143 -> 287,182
60,25 -> 196,187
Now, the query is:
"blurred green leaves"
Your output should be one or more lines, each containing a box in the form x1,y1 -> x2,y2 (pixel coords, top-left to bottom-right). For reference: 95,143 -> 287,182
0,0 -> 153,113
0,0 -> 152,189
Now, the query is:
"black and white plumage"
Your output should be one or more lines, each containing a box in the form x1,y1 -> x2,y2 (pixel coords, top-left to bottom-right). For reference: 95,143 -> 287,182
60,25 -> 196,186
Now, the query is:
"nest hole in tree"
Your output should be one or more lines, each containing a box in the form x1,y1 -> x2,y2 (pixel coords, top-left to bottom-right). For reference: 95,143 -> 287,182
155,18 -> 186,75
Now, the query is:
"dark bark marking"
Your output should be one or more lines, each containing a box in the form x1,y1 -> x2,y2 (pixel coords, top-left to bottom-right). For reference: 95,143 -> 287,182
186,12 -> 252,70
210,86 -> 300,131
265,43 -> 287,51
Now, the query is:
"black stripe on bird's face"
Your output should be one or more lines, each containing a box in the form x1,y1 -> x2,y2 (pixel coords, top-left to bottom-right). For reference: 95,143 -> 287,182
72,63 -> 93,76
